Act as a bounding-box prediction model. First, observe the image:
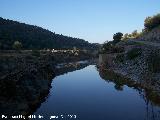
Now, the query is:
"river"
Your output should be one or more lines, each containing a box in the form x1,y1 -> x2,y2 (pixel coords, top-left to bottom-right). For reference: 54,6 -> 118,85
32,65 -> 160,120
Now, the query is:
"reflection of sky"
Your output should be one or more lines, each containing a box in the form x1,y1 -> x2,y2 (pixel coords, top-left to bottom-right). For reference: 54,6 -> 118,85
34,65 -> 160,120
1,0 -> 160,43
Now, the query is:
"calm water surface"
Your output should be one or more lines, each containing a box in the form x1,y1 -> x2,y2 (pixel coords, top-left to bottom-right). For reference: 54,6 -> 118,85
34,65 -> 160,120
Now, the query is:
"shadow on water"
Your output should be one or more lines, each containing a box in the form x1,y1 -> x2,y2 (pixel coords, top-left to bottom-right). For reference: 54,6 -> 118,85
0,60 -> 91,119
97,62 -> 160,120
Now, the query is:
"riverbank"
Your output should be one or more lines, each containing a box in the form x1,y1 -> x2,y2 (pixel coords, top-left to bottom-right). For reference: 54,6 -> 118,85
99,39 -> 160,95
0,50 -> 95,116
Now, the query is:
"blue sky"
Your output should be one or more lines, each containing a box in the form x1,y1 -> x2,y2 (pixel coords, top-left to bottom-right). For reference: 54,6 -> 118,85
0,0 -> 160,43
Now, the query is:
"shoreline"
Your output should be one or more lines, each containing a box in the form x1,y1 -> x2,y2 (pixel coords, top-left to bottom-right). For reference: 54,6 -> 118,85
0,50 -> 95,116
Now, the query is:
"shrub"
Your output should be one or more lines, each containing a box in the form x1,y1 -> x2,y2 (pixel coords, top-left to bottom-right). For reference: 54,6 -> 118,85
144,13 -> 160,31
147,50 -> 160,73
102,41 -> 124,53
12,41 -> 22,50
127,48 -> 142,60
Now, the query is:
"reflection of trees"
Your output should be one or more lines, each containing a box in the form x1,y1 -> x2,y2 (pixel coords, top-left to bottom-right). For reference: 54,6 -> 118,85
0,62 -> 90,118
56,62 -> 90,76
97,64 -> 137,91
114,84 -> 123,91
97,64 -> 160,120
138,90 -> 160,120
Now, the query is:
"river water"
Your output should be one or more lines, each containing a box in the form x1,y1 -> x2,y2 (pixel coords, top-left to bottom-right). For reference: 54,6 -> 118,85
33,65 -> 160,120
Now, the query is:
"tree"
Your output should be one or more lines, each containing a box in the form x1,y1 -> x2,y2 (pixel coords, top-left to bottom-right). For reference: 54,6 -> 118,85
12,41 -> 22,50
0,17 -> 98,50
144,14 -> 160,31
132,30 -> 138,37
123,33 -> 129,40
113,32 -> 123,44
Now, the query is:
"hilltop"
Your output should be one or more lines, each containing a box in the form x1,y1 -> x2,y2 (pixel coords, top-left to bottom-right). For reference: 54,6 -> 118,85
0,17 -> 98,50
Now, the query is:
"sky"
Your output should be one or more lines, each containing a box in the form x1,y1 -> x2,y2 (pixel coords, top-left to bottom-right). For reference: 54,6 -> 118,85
0,0 -> 160,43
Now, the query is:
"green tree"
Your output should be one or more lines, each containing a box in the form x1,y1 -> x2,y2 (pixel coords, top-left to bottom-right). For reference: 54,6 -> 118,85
12,41 -> 22,50
113,32 -> 123,44
144,17 -> 153,31
144,14 -> 160,31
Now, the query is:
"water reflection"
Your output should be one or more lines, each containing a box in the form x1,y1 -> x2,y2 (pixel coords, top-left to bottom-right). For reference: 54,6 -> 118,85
34,65 -> 160,120
0,61 -> 90,119
98,55 -> 160,120
1,57 -> 160,120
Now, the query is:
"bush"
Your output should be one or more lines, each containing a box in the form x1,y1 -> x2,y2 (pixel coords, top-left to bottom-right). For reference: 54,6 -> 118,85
144,13 -> 160,31
127,48 -> 142,60
12,41 -> 22,50
102,41 -> 124,53
147,50 -> 160,73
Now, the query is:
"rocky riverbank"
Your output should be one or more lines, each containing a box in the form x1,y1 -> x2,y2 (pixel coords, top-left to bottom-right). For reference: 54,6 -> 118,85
99,39 -> 160,94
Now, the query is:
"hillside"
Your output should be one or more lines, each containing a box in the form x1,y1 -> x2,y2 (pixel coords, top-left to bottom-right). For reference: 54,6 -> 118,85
99,26 -> 160,94
0,17 -> 98,50
139,26 -> 160,43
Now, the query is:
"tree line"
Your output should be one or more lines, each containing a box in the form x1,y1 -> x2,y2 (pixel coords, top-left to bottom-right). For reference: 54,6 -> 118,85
123,13 -> 160,40
101,13 -> 160,53
0,17 -> 98,50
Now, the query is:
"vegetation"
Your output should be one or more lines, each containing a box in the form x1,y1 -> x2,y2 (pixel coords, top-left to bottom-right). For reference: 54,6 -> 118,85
101,41 -> 124,53
131,30 -> 142,38
147,50 -> 160,73
115,54 -> 125,63
127,48 -> 142,60
101,13 -> 160,56
144,13 -> 160,31
113,32 -> 123,44
122,13 -> 160,40
0,17 -> 98,50
12,41 -> 22,50
122,30 -> 142,40
115,47 -> 142,63
100,32 -> 124,53
123,33 -> 129,40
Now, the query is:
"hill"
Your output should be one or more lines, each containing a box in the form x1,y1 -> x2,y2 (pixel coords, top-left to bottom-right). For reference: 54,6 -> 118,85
0,17 -> 98,50
99,13 -> 160,96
